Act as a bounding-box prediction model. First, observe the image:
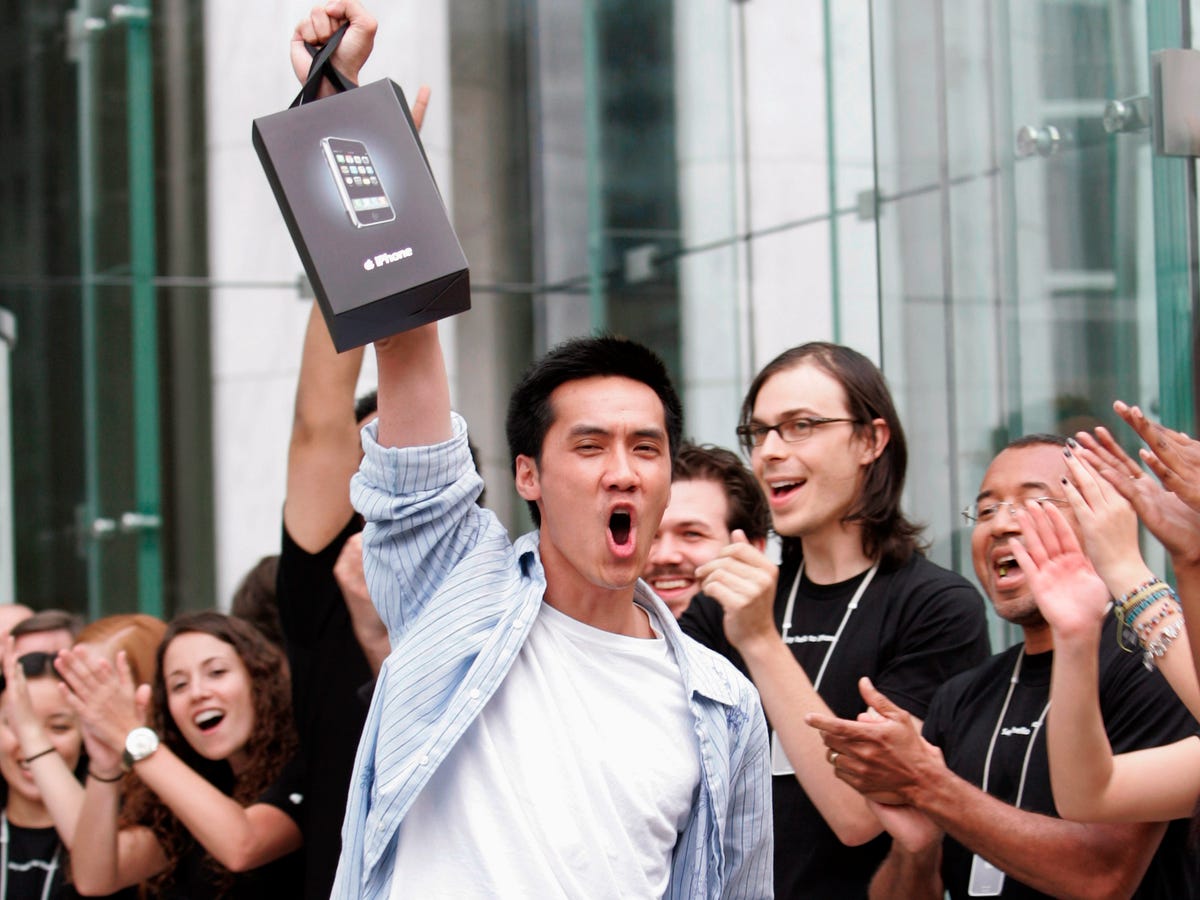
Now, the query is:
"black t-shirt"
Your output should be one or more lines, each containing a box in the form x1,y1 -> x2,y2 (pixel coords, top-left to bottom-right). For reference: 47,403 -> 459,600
681,551 -> 991,899
277,517 -> 373,900
155,757 -> 306,900
923,624 -> 1199,899
2,818 -> 76,900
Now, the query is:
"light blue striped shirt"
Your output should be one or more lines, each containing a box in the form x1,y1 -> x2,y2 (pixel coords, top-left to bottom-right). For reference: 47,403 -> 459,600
333,414 -> 773,899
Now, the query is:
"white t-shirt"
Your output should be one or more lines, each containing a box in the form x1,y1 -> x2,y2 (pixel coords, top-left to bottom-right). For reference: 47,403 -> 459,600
389,600 -> 702,899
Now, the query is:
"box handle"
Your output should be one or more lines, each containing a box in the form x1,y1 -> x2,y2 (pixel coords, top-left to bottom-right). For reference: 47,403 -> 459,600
291,21 -> 356,108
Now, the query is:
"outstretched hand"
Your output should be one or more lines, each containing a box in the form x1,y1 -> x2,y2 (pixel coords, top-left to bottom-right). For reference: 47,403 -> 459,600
1058,445 -> 1145,592
1114,400 -> 1200,512
1007,502 -> 1109,640
1075,409 -> 1200,568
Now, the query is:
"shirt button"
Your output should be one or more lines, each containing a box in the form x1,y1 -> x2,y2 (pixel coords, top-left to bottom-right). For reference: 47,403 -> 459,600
469,689 -> 481,700
418,755 -> 429,765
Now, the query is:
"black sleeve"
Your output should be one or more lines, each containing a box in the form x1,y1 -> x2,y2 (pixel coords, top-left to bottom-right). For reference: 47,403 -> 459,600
920,678 -> 953,750
679,592 -> 748,678
276,516 -> 360,652
257,754 -> 308,828
873,562 -> 992,720
1097,618 -> 1200,753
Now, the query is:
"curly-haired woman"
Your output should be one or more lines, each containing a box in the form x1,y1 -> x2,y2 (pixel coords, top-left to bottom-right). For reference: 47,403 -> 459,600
57,612 -> 303,898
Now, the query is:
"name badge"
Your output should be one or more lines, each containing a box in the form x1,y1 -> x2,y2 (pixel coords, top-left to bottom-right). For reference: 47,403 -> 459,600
968,853 -> 1005,896
770,732 -> 795,776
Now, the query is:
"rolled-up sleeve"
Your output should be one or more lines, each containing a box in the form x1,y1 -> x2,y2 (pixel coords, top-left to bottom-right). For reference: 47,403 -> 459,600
351,413 -> 487,638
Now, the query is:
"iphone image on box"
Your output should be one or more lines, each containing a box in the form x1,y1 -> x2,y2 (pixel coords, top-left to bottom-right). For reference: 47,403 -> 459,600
320,136 -> 396,228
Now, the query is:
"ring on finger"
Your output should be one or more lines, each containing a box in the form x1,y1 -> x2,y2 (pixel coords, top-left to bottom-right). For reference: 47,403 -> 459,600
827,749 -> 840,767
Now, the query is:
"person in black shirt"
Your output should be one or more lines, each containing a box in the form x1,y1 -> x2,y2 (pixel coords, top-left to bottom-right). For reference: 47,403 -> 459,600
57,612 -> 305,898
682,342 -> 990,898
278,8 -> 432,890
810,435 -> 1197,899
0,645 -> 82,899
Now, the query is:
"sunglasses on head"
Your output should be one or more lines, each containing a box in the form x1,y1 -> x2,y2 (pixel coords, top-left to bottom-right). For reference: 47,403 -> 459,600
0,652 -> 62,694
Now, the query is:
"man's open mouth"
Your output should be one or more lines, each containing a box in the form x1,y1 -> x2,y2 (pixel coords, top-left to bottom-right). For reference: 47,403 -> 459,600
994,555 -> 1018,579
609,510 -> 632,546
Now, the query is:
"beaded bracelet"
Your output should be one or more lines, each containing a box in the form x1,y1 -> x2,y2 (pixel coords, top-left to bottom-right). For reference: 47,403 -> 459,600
21,747 -> 55,765
1143,615 -> 1186,671
1117,576 -> 1161,609
1116,583 -> 1177,652
1117,581 -> 1171,620
1136,602 -> 1180,640
87,769 -> 123,784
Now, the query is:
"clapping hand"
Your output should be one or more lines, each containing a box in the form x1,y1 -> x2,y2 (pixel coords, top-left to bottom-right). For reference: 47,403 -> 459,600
1008,501 -> 1110,641
56,646 -> 150,774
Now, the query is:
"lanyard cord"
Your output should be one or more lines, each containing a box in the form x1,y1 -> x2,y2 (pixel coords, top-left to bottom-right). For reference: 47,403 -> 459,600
780,560 -> 880,691
0,812 -> 63,900
980,649 -> 1052,809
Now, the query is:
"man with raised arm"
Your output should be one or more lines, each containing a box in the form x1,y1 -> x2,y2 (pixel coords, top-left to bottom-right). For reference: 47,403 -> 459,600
809,435 -> 1197,899
275,6 -> 430,896
336,314 -> 771,898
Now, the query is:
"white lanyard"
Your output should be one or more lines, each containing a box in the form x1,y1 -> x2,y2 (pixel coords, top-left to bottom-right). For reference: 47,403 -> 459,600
0,812 -> 61,900
780,560 -> 879,691
772,560 -> 880,775
980,648 -> 1052,808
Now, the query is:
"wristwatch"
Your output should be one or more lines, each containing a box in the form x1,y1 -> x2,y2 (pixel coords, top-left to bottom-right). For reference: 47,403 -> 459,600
122,726 -> 160,771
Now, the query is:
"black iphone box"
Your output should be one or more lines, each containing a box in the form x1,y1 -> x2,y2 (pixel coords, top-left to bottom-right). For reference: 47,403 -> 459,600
253,78 -> 470,351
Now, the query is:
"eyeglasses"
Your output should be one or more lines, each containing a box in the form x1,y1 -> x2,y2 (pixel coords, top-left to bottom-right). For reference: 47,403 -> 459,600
736,416 -> 858,451
0,652 -> 62,695
961,497 -> 1070,525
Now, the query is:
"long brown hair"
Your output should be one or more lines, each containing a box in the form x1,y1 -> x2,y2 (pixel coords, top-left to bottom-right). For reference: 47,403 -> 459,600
740,342 -> 926,568
122,611 -> 297,890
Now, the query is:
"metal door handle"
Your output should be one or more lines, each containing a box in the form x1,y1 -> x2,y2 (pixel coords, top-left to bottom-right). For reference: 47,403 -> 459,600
1103,96 -> 1150,134
1015,124 -> 1062,158
119,512 -> 161,533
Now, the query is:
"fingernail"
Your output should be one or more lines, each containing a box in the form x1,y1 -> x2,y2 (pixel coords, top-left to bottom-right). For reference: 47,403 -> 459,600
1066,437 -> 1079,448
1063,447 -> 1073,457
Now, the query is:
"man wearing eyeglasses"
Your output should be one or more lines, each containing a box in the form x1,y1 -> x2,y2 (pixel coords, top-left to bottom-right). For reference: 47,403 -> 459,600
807,434 -> 1197,898
680,342 -> 990,898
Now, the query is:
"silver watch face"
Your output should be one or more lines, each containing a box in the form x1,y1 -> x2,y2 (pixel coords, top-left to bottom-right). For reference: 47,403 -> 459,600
126,727 -> 158,760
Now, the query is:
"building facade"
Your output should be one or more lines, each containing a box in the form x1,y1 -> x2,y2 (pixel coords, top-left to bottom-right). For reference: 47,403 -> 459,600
1,0 -> 1197,649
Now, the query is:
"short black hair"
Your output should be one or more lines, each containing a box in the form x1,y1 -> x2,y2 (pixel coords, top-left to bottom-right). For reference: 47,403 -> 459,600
1004,433 -> 1069,451
673,443 -> 770,544
11,609 -> 84,640
506,335 -> 682,525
